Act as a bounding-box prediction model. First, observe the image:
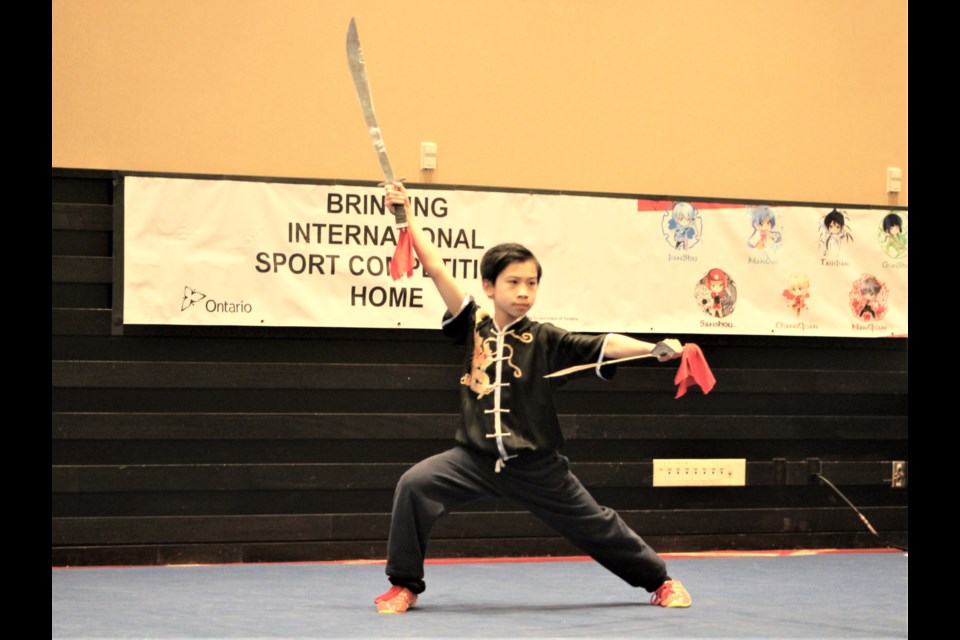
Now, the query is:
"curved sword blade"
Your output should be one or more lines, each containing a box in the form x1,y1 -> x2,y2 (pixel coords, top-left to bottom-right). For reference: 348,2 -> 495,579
346,18 -> 397,186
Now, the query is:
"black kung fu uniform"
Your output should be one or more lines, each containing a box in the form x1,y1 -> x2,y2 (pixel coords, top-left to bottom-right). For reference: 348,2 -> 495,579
384,297 -> 670,595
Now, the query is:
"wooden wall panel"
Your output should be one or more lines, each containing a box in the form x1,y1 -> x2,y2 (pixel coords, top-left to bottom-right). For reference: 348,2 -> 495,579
51,168 -> 908,567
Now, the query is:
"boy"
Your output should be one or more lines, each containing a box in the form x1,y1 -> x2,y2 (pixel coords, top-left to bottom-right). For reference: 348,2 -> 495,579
374,182 -> 692,613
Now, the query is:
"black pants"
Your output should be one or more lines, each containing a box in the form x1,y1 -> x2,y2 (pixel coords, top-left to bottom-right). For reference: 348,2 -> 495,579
385,446 -> 669,594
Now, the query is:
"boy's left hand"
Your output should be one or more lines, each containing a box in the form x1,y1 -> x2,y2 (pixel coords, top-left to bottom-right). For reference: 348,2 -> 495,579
654,339 -> 683,361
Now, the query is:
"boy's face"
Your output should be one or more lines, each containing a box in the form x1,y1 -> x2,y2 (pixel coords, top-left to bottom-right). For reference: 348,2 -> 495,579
482,259 -> 539,326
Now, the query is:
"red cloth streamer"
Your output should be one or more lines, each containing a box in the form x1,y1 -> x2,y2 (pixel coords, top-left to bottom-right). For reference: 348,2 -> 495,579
390,228 -> 414,280
674,343 -> 716,398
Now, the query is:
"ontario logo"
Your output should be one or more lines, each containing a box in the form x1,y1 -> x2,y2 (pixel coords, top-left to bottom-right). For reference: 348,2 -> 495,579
181,286 -> 253,314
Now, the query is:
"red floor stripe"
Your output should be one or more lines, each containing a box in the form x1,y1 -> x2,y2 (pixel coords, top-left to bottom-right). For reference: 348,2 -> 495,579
51,548 -> 903,571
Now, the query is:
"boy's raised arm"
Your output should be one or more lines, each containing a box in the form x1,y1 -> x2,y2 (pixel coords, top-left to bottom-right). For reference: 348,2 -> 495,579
385,182 -> 466,316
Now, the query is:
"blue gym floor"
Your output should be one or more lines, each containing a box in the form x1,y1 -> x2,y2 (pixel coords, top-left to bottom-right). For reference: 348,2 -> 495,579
52,550 -> 907,638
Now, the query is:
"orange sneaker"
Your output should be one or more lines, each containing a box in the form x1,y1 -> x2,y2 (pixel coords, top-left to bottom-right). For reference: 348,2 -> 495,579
374,585 -> 418,614
650,579 -> 692,608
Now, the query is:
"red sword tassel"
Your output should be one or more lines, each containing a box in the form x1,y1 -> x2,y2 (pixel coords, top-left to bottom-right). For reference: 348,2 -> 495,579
390,227 -> 414,280
673,343 -> 716,398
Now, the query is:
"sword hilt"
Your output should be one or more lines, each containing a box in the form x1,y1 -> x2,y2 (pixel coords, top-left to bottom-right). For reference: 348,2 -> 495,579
392,202 -> 408,227
379,179 -> 408,227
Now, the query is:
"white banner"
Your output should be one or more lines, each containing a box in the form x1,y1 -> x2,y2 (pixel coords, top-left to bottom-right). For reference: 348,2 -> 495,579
123,176 -> 908,337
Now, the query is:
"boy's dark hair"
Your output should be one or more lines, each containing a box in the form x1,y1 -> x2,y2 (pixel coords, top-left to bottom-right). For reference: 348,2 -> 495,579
480,243 -> 542,283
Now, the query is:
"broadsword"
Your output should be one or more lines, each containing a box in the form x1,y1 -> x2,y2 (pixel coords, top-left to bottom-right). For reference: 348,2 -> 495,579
543,341 -> 677,379
346,17 -> 406,227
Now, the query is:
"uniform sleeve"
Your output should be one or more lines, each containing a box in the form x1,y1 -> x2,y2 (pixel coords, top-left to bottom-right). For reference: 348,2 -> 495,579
441,295 -> 476,345
542,323 -> 617,382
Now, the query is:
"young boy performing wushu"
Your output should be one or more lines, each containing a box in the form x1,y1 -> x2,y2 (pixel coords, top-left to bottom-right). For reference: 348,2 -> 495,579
374,182 -> 692,613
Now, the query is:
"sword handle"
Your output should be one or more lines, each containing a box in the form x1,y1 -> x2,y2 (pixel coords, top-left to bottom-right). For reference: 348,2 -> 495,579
382,179 -> 408,227
392,202 -> 408,227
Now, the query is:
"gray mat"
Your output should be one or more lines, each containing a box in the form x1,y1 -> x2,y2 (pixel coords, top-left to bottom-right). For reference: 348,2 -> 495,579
52,551 -> 907,639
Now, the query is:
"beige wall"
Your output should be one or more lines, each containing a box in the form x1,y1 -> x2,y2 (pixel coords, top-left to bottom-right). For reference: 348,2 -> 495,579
52,0 -> 907,206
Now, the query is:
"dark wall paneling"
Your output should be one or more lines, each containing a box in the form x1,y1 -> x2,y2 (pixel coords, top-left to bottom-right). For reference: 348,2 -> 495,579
51,168 -> 908,567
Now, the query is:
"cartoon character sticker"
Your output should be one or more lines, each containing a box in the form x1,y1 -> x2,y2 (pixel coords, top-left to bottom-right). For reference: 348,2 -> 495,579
661,202 -> 703,251
747,205 -> 782,253
782,273 -> 810,317
819,208 -> 853,257
878,212 -> 907,259
695,268 -> 737,318
849,274 -> 888,321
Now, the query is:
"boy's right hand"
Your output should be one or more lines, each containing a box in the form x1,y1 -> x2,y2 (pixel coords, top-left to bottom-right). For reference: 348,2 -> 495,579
384,181 -> 410,221
384,181 -> 466,316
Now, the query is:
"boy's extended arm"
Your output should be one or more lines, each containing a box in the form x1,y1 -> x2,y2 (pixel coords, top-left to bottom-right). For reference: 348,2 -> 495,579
385,182 -> 466,315
604,334 -> 683,362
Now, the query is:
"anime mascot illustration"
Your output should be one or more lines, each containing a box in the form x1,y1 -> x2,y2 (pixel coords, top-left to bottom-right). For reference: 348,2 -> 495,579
819,208 -> 853,257
878,212 -> 907,259
695,268 -> 737,318
782,273 -> 810,317
849,274 -> 888,321
747,205 -> 782,253
662,202 -> 703,250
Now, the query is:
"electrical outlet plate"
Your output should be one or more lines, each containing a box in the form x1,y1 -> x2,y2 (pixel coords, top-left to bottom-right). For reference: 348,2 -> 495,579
653,458 -> 746,487
420,141 -> 437,170
891,461 -> 907,488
